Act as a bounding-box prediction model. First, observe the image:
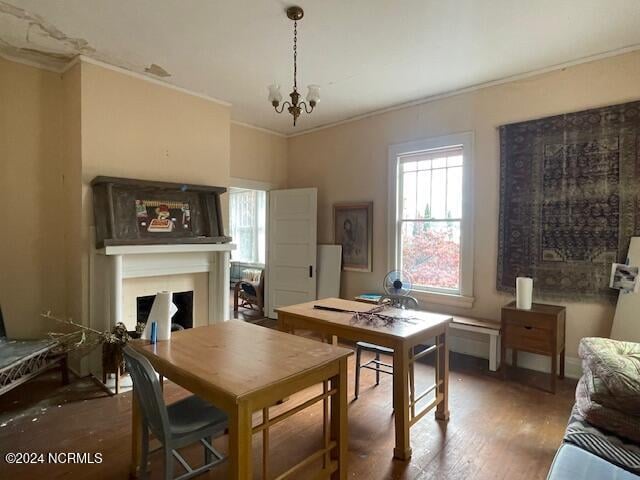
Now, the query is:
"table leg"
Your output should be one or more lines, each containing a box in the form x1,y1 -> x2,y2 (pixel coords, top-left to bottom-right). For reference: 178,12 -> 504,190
392,344 -> 411,460
435,331 -> 450,421
559,348 -> 565,379
228,401 -> 253,480
551,350 -> 557,394
501,330 -> 507,379
330,357 -> 348,480
130,387 -> 143,478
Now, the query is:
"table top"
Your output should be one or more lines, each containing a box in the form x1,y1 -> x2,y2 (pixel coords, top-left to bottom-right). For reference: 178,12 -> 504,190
502,301 -> 566,315
276,297 -> 452,341
131,320 -> 352,403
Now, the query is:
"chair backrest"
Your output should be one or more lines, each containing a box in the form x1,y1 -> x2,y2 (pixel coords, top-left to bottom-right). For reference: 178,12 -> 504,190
378,294 -> 419,310
123,345 -> 171,441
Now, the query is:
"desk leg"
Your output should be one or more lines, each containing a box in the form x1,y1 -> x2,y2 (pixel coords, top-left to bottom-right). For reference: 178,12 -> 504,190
392,345 -> 412,460
435,331 -> 450,421
229,401 -> 253,480
330,357 -> 348,480
130,388 -> 143,478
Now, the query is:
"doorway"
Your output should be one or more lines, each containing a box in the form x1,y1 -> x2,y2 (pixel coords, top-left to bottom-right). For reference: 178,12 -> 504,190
229,183 -> 268,322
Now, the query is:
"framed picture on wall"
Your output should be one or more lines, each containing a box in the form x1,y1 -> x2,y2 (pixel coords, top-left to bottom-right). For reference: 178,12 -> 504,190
333,202 -> 373,272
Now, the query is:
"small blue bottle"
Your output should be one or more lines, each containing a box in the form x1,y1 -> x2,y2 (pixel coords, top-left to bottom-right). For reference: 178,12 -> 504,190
150,321 -> 157,344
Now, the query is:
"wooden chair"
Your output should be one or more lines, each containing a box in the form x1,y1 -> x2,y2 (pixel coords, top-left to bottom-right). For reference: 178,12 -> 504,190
354,295 -> 418,400
233,269 -> 265,316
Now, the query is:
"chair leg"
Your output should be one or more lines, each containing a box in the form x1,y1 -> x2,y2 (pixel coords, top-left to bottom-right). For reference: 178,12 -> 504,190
354,347 -> 362,400
204,435 -> 212,464
375,352 -> 381,386
164,447 -> 174,480
140,423 -> 149,480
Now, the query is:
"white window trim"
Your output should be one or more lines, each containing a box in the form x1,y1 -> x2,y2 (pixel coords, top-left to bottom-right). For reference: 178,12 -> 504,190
387,132 -> 475,309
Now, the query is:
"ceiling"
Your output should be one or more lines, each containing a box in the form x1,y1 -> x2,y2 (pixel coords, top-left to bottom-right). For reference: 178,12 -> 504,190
2,0 -> 640,135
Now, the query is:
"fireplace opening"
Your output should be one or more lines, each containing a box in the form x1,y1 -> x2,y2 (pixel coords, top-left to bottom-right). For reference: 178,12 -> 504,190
136,291 -> 194,331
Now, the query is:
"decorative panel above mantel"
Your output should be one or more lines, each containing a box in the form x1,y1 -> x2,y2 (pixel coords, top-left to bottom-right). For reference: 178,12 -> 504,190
497,100 -> 640,301
91,176 -> 231,249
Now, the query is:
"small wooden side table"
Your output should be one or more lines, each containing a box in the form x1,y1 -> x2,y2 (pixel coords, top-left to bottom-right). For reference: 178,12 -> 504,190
501,301 -> 566,393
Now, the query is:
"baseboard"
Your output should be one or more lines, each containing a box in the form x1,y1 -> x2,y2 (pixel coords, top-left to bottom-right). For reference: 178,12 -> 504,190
448,333 -> 582,379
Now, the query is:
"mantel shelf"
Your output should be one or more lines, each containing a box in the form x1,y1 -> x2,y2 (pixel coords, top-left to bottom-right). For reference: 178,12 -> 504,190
99,243 -> 236,256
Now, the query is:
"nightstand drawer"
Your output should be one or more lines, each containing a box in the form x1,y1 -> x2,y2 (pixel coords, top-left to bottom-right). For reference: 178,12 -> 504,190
503,309 -> 555,330
504,324 -> 552,353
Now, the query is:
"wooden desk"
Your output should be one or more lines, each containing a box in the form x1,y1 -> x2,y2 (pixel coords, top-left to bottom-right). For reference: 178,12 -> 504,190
276,298 -> 452,461
501,301 -> 566,393
130,321 -> 352,479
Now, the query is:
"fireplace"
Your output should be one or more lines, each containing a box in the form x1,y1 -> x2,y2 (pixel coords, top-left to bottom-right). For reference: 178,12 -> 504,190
137,290 -> 194,330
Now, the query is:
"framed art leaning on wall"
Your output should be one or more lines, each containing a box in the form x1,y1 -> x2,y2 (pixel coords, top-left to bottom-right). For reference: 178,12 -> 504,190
333,202 -> 373,272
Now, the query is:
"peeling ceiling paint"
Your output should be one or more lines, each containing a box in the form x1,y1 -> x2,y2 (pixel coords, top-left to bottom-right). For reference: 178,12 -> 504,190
144,63 -> 170,78
1,0 -> 640,135
0,1 -> 173,80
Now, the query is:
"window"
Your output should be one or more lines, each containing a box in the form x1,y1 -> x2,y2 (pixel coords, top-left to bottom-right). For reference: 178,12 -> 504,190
229,188 -> 266,264
388,133 -> 474,306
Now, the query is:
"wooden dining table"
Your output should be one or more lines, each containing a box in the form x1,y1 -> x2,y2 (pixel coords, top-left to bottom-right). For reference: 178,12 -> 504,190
276,298 -> 452,461
130,320 -> 352,479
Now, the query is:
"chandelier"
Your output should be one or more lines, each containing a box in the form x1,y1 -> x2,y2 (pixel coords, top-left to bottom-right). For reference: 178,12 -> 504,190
267,6 -> 320,126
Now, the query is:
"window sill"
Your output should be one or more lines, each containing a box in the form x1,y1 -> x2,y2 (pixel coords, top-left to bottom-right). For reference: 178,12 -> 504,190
412,290 -> 475,309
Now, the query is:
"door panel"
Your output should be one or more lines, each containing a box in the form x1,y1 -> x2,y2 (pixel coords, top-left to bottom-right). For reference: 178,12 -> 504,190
267,188 -> 318,318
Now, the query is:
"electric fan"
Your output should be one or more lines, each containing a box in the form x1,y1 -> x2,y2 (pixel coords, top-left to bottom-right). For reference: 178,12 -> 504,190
383,270 -> 414,297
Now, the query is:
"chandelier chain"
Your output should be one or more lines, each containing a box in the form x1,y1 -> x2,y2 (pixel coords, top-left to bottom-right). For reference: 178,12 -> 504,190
293,20 -> 297,91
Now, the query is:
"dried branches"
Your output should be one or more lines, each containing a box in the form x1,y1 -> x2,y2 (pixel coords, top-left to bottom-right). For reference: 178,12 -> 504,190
312,304 -> 417,328
41,311 -> 130,355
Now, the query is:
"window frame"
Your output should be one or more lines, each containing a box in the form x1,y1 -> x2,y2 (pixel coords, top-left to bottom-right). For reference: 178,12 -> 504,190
388,133 -> 475,308
229,185 -> 268,266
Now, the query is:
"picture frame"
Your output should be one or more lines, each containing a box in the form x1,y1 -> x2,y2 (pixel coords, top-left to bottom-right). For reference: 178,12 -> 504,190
333,202 -> 373,272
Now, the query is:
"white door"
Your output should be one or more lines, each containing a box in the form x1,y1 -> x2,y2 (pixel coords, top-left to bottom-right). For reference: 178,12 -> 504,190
267,188 -> 317,318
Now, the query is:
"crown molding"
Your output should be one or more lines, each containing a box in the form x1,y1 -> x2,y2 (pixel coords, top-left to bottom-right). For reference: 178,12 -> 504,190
230,120 -> 287,138
287,43 -> 640,138
72,55 -> 232,107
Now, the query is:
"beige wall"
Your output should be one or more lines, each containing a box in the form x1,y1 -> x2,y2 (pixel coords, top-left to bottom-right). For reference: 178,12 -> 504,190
287,50 -> 640,358
0,57 -> 67,338
78,61 -> 232,331
0,57 -> 236,341
230,122 -> 287,188
61,62 -> 83,332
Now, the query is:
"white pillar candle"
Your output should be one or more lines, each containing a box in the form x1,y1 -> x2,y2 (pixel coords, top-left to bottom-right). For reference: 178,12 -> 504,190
516,277 -> 533,310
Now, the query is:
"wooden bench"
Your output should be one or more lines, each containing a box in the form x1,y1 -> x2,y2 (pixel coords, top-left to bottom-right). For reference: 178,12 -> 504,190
450,316 -> 501,371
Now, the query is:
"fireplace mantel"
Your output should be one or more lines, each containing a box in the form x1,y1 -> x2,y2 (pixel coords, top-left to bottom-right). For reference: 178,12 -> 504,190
93,242 -> 235,334
99,244 -> 235,256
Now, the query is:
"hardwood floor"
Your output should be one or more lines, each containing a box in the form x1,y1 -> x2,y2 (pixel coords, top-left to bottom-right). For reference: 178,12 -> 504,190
0,335 -> 576,480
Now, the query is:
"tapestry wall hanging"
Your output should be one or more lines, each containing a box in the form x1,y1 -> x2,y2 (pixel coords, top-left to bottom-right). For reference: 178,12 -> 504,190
497,100 -> 640,301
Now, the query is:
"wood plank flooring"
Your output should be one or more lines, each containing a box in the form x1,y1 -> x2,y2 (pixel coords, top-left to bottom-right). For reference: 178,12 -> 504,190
0,332 -> 576,480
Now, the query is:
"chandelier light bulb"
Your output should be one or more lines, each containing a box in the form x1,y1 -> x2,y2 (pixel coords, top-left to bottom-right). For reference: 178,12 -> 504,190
306,85 -> 320,106
267,84 -> 283,105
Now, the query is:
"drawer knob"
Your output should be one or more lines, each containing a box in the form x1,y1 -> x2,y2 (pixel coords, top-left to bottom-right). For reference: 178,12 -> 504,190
524,325 -> 533,330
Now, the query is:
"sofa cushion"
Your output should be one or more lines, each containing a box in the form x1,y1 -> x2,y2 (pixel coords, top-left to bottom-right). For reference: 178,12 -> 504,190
565,405 -> 640,474
576,375 -> 640,444
579,337 -> 640,414
547,443 -> 639,480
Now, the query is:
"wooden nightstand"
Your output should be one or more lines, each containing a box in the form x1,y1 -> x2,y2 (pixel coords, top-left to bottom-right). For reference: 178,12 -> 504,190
501,301 -> 566,393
